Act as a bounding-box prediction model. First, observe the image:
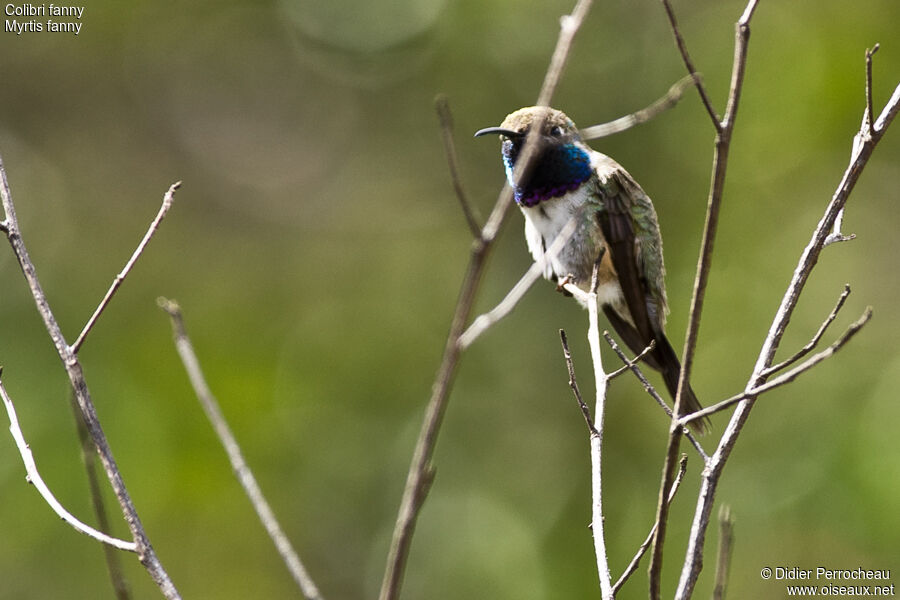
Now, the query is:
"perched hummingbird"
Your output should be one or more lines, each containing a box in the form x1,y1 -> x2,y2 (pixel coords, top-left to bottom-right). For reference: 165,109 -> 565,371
476,106 -> 708,433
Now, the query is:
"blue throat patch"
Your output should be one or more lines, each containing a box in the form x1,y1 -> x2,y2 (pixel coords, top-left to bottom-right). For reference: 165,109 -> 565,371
503,142 -> 592,207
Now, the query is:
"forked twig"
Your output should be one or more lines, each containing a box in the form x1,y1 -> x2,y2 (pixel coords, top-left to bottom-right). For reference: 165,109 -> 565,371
0,156 -> 181,599
562,263 -> 614,599
679,308 -> 872,427
674,51 -> 899,600
159,299 -> 324,600
762,284 -> 851,377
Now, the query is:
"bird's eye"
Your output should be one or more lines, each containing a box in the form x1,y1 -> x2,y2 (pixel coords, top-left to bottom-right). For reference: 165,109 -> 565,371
549,125 -> 563,137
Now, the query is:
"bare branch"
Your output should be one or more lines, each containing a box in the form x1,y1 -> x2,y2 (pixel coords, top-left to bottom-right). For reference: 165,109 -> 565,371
0,376 -> 136,552
459,215 -> 578,349
612,454 -> 688,594
159,299 -> 325,600
582,264 -> 614,598
559,329 -> 598,435
866,44 -> 880,138
71,394 -> 133,600
435,95 -> 481,237
674,72 -> 900,600
660,0 -> 721,128
603,333 -> 708,462
379,3 -> 594,599
649,2 -> 760,596
763,284 -> 851,377
580,75 -> 696,140
607,340 -> 655,380
0,155 -> 181,599
712,505 -> 735,600
679,308 -> 873,427
72,182 -> 180,354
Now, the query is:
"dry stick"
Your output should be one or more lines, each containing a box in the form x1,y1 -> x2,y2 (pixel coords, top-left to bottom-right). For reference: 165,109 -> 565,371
563,264 -> 614,598
612,454 -> 688,594
673,66 -> 900,600
560,329 -> 599,435
660,0 -> 721,129
607,340 -> 655,380
580,75 -> 697,140
711,505 -> 735,600
71,394 -> 133,600
0,376 -> 136,551
762,284 -> 851,377
0,158 -> 181,599
435,94 -> 482,237
158,299 -> 324,600
603,333 -> 708,462
458,215 -> 579,349
378,3 -> 594,599
648,2 -> 759,597
678,308 -> 872,428
71,182 -> 180,354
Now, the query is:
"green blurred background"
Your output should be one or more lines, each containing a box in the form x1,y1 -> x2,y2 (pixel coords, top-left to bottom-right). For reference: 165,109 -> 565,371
1,0 -> 898,598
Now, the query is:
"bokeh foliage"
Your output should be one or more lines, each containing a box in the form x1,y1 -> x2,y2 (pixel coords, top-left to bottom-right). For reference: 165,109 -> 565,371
1,0 -> 898,598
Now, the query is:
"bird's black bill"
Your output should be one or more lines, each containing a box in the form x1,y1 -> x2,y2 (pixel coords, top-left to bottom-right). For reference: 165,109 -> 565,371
474,127 -> 523,139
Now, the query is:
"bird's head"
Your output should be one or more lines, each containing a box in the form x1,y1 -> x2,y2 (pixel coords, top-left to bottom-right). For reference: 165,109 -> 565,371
476,106 -> 592,207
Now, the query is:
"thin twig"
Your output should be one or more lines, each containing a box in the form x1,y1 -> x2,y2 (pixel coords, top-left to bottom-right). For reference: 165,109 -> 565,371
866,44 -> 880,138
607,340 -> 655,380
612,454 -> 688,594
71,393 -> 132,600
435,95 -> 481,237
660,0 -> 721,129
582,263 -> 614,598
712,505 -> 735,600
603,333 -> 708,462
159,299 -> 325,600
378,3 -> 594,599
762,284 -> 851,377
559,329 -> 598,434
674,64 -> 900,600
580,75 -> 697,140
0,156 -> 181,599
72,182 -> 180,354
679,309 -> 872,427
0,376 -> 136,552
459,215 -> 578,349
649,2 -> 759,597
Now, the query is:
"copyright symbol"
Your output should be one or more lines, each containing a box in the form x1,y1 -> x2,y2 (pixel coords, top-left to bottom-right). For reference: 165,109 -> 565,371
761,567 -> 772,579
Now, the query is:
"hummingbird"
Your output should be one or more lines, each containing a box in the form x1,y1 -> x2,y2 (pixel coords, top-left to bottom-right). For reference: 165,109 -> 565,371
476,106 -> 708,433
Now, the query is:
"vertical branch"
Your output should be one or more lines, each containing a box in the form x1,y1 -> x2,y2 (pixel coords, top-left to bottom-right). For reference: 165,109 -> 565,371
562,263 -> 613,597
0,156 -> 182,599
711,505 -> 735,600
159,299 -> 324,600
647,2 -> 759,597
378,3 -> 594,599
71,394 -> 132,600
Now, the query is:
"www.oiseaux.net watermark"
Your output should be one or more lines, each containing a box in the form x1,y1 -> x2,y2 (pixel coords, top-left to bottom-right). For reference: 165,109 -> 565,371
760,566 -> 894,596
